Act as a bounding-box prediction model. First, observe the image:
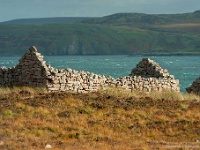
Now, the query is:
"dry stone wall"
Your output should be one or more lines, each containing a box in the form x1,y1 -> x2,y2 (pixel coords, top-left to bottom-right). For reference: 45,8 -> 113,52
0,46 -> 180,93
186,77 -> 200,95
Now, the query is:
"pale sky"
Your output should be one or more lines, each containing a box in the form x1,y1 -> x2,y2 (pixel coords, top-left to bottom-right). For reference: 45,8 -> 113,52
0,0 -> 200,22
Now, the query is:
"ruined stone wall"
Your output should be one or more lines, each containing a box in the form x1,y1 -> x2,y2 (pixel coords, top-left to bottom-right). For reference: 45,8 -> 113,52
0,47 -> 180,93
186,77 -> 200,95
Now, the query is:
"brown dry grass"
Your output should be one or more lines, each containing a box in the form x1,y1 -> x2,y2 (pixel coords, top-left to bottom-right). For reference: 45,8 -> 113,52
0,87 -> 200,150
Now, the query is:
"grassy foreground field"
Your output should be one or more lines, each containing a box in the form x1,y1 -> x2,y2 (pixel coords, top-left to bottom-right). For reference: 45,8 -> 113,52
0,87 -> 200,150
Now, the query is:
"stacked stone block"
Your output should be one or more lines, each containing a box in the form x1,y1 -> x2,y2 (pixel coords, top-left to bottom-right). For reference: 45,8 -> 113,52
186,77 -> 200,95
0,47 -> 180,93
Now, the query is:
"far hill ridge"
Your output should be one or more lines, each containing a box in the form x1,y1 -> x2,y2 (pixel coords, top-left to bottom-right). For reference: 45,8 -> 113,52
0,17 -> 96,25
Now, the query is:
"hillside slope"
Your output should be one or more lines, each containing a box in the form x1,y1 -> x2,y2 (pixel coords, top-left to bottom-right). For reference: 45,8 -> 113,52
0,11 -> 200,56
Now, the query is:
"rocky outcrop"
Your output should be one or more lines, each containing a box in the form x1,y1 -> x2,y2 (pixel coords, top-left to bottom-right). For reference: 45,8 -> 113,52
186,77 -> 200,95
0,47 -> 180,93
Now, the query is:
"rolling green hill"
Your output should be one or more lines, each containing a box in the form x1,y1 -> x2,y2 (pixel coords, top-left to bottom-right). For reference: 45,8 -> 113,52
0,11 -> 200,56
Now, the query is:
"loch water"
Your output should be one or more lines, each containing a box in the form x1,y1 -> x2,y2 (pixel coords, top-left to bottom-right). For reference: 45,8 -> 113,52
0,55 -> 199,92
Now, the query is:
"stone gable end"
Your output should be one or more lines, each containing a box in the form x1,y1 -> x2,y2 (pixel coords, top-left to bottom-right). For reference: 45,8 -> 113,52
130,58 -> 169,78
13,46 -> 49,86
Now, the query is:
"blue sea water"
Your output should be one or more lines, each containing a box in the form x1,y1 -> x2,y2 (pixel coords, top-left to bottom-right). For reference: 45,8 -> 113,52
0,55 -> 199,92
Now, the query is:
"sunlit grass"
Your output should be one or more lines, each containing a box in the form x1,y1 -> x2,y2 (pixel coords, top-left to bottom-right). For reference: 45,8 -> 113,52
101,87 -> 200,101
